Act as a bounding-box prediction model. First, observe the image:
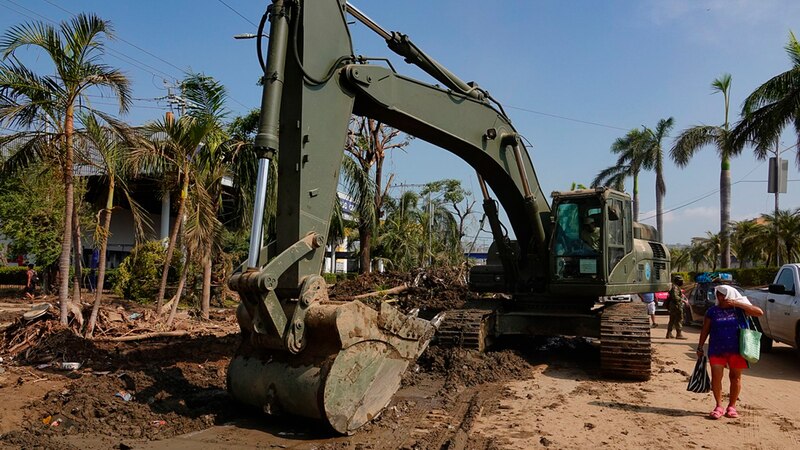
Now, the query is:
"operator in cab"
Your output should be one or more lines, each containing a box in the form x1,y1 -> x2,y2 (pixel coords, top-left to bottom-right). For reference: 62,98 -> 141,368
579,216 -> 601,253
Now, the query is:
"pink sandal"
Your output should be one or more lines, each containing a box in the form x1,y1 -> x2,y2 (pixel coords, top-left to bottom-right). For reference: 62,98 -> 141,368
725,406 -> 739,418
709,406 -> 724,419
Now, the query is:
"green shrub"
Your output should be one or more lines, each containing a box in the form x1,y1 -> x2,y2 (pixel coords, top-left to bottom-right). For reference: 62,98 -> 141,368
683,267 -> 779,287
114,241 -> 183,302
0,266 -> 28,285
80,267 -> 119,289
323,273 -> 337,284
671,271 -> 690,284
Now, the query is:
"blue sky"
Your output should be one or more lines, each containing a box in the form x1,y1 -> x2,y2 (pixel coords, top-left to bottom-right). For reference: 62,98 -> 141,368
1,0 -> 799,246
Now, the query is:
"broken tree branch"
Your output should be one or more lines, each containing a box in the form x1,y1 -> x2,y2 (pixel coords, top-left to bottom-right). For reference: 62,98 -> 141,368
97,330 -> 190,342
352,284 -> 409,299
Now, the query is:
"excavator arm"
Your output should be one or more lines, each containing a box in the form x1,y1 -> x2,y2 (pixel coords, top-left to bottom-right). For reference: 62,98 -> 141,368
227,0 -> 668,434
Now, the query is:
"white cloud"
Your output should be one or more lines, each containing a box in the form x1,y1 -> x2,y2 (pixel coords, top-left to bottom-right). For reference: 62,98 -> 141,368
640,0 -> 800,46
682,206 -> 718,220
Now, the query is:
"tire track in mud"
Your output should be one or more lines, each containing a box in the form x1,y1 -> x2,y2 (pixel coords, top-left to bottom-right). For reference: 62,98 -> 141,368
391,385 -> 501,450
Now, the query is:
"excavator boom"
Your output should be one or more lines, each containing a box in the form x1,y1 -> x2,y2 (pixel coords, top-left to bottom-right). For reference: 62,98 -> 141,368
228,0 -> 670,434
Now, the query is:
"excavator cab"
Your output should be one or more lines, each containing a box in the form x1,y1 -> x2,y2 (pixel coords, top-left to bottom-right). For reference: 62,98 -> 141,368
549,188 -> 668,297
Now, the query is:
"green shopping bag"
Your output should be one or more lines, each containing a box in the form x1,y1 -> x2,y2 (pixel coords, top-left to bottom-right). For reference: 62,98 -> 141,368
738,310 -> 761,364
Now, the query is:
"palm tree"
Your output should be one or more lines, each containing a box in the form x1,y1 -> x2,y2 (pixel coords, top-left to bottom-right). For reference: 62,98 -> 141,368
339,152 -> 377,272
688,241 -> 710,272
731,31 -> 800,166
729,219 -> 765,268
81,114 -> 149,337
0,14 -> 131,324
180,74 -> 228,320
592,128 -> 651,220
137,113 -> 214,313
669,247 -> 691,272
695,232 -> 722,271
421,194 -> 460,266
671,74 -> 743,268
344,118 -> 410,273
222,110 -> 267,233
377,191 -> 424,271
643,118 -> 675,242
761,208 -> 800,263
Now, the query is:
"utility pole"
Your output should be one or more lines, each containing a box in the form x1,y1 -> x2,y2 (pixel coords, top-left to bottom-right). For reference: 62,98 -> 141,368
775,138 -> 781,267
768,138 -> 788,266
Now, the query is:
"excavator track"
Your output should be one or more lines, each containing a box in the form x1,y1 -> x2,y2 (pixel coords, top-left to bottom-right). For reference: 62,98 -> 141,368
600,301 -> 652,381
436,309 -> 495,352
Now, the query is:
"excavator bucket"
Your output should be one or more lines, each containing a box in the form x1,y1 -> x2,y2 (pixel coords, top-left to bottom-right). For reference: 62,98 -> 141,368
227,299 -> 438,434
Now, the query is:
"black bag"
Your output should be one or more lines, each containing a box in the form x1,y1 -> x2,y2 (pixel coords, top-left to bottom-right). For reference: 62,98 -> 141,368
686,355 -> 711,393
31,271 -> 40,284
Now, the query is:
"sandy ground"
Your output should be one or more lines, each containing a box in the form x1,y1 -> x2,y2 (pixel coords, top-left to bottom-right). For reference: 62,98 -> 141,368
61,328 -> 800,448
131,325 -> 800,450
472,326 -> 800,450
2,295 -> 799,449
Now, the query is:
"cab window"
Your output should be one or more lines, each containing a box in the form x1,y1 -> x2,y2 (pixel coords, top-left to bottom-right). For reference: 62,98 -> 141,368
775,269 -> 795,292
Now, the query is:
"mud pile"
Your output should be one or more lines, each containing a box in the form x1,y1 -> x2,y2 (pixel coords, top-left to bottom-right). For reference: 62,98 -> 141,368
329,266 -> 473,313
419,346 -> 535,391
0,303 -> 242,447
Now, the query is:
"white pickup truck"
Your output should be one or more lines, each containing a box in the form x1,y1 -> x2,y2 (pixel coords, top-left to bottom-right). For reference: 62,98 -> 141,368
746,264 -> 800,352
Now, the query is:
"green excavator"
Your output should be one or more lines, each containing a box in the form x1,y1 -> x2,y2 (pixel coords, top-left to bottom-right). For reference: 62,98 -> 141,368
227,0 -> 670,434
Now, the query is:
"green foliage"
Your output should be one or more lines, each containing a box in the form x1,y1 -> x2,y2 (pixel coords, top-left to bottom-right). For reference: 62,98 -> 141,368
671,271 -> 691,286
114,241 -> 183,302
79,267 -> 118,289
0,165 -> 65,268
682,267 -> 779,287
0,266 -> 29,285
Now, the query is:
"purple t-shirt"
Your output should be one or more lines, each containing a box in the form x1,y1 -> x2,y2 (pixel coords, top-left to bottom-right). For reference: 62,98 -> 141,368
706,305 -> 745,356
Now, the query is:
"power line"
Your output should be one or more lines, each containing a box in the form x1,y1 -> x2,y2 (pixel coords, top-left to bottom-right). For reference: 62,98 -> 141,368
41,0 -> 187,76
216,0 -> 258,27
1,0 -> 179,81
505,104 -> 630,132
40,0 -> 254,111
4,0 -> 253,113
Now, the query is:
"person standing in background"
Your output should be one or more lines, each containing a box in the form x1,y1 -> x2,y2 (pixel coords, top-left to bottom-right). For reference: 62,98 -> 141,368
639,292 -> 657,328
24,263 -> 37,300
666,275 -> 688,339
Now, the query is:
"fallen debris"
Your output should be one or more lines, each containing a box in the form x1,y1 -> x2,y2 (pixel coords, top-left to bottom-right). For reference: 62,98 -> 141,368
97,330 -> 190,343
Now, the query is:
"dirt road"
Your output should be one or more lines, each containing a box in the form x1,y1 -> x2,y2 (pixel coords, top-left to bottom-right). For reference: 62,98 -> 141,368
92,327 -> 800,448
2,311 -> 799,449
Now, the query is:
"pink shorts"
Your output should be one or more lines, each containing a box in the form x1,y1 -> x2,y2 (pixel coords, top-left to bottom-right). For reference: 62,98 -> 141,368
709,353 -> 748,369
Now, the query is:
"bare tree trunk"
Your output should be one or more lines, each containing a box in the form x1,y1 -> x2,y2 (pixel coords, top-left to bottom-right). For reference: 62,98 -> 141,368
156,174 -> 188,312
655,171 -> 665,243
58,107 -> 76,325
72,200 -> 83,308
166,254 -> 190,329
359,224 -> 371,274
720,163 -> 731,268
86,181 -> 114,338
201,241 -> 212,320
632,174 -> 639,222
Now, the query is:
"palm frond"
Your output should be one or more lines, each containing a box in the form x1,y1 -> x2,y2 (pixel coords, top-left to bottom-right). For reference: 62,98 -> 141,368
670,125 -> 720,167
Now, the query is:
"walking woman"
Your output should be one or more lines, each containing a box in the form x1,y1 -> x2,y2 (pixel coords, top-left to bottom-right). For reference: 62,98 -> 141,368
696,285 -> 763,419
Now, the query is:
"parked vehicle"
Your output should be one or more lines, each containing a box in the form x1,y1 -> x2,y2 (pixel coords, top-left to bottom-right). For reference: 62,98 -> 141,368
745,264 -> 800,352
685,279 -> 743,325
655,291 -> 668,312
